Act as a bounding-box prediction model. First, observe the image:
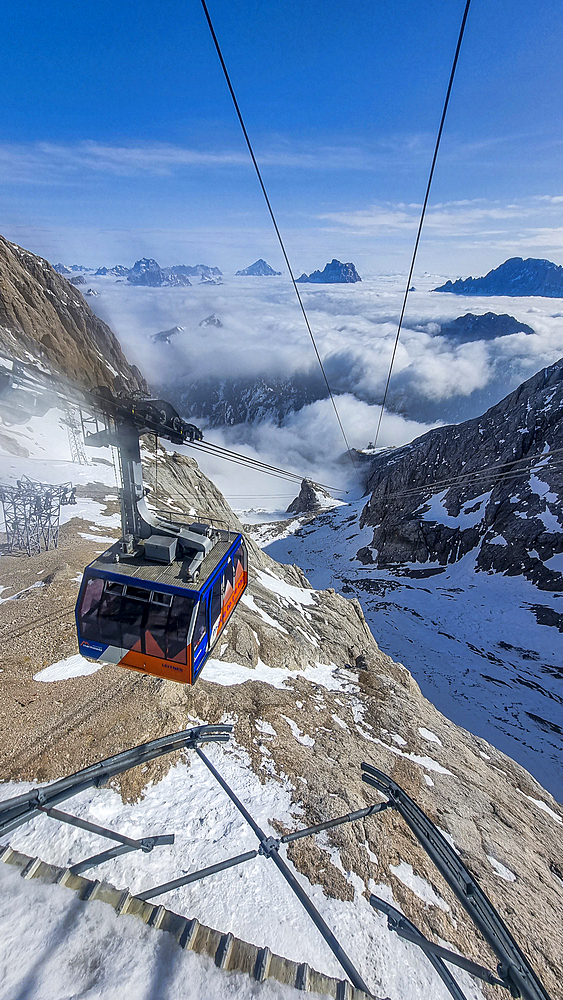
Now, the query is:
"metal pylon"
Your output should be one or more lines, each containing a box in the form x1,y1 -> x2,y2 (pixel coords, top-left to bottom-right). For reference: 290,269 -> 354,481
64,408 -> 89,465
0,476 -> 76,555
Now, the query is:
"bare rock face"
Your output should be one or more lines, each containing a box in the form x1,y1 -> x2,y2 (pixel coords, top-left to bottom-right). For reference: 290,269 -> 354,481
0,235 -> 148,394
360,357 -> 563,591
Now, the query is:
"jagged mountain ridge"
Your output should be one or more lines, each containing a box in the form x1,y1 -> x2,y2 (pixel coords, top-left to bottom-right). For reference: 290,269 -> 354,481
297,258 -> 361,283
0,235 -> 148,394
165,370 -> 329,426
434,256 -> 563,297
91,260 -> 222,284
359,356 -> 563,591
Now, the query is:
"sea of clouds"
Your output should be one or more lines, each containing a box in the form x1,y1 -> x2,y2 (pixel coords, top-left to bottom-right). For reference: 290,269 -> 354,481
88,272 -> 563,505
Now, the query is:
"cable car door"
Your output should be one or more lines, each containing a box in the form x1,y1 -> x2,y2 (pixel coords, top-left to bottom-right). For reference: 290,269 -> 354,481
209,574 -> 222,648
192,598 -> 209,679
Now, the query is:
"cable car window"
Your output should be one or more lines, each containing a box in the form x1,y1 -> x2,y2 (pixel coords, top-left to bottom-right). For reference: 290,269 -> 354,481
224,559 -> 233,591
150,591 -> 172,606
210,577 -> 222,628
95,591 -> 123,646
120,595 -> 145,649
125,585 -> 150,601
163,596 -> 194,661
79,576 -> 104,618
193,601 -> 207,647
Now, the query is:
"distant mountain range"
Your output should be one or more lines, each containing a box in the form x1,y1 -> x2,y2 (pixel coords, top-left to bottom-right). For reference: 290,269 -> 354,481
53,259 -> 223,286
235,259 -> 281,276
297,259 -> 361,283
434,257 -> 563,297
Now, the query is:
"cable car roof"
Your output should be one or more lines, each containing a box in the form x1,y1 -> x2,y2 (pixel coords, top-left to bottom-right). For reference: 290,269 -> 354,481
85,531 -> 243,596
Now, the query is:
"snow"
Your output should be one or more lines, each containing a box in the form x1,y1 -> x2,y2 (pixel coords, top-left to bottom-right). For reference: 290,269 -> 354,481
256,569 -> 315,606
241,593 -> 289,635
529,475 -> 562,532
33,654 -> 103,682
281,715 -> 315,746
517,790 -> 562,825
203,656 -> 358,694
0,743 -> 486,1000
371,736 -> 453,776
262,499 -> 563,800
544,552 -> 563,574
389,862 -> 450,911
487,855 -> 517,882
488,534 -> 508,545
418,728 -> 442,746
418,490 -> 490,529
0,580 -> 44,603
0,864 -> 309,1000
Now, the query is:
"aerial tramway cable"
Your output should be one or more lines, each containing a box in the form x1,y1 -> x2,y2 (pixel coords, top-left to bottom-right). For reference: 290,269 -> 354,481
373,0 -> 472,449
199,0 -> 358,473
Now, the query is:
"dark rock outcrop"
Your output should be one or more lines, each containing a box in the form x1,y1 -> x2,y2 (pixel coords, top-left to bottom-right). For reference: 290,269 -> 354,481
235,259 -> 281,276
438,311 -> 534,342
296,259 -> 361,283
199,314 -> 222,328
151,325 -> 184,344
69,275 -> 86,286
286,479 -> 333,514
360,357 -> 563,590
0,235 -> 148,394
434,257 -> 563,297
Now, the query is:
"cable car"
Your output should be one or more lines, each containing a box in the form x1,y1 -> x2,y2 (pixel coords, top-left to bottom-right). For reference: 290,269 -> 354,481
73,390 -> 248,684
76,529 -> 248,683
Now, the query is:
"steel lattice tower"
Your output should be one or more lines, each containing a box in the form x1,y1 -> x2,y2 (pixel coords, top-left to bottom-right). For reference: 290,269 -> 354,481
0,476 -> 76,555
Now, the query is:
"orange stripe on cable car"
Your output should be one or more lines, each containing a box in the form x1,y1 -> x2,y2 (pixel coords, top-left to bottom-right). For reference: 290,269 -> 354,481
120,647 -> 192,683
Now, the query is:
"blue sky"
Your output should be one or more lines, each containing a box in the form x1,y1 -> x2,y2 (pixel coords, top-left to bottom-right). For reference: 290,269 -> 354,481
1,0 -> 562,274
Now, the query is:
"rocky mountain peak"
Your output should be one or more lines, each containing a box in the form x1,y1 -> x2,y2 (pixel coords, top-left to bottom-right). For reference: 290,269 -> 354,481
434,256 -> 563,297
235,259 -> 282,276
296,259 -> 361,283
286,479 -> 336,514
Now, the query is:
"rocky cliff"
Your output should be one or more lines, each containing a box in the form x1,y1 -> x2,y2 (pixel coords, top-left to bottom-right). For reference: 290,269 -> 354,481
0,235 -> 148,394
359,356 -> 563,591
434,256 -> 563,297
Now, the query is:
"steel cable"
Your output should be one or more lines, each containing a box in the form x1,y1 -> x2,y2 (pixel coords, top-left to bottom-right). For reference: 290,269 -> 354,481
373,0 -> 472,449
199,0 -> 358,472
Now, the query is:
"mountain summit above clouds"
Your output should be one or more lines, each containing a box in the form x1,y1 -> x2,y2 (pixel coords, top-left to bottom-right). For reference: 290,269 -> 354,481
297,259 -> 361,283
235,259 -> 282,276
434,256 -> 563,297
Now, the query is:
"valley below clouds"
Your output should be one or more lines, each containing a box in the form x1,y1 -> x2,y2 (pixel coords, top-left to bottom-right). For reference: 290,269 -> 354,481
88,271 -> 563,498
